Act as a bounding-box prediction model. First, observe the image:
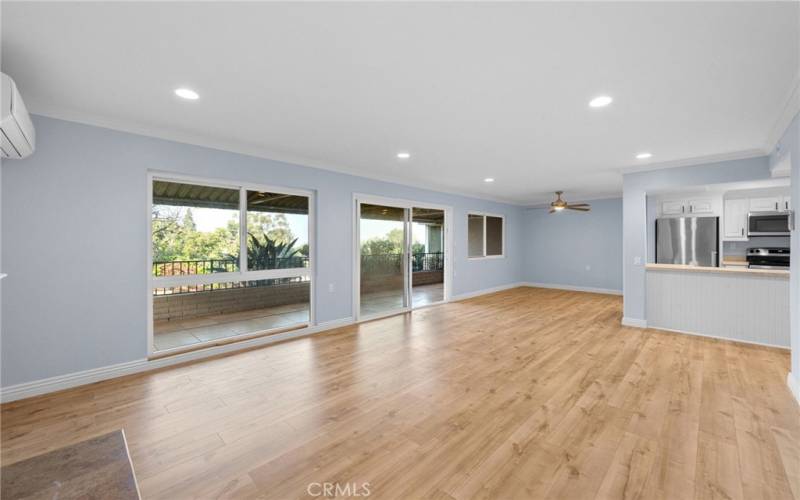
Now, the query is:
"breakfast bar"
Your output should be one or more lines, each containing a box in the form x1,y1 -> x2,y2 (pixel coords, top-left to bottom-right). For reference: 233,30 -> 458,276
645,263 -> 789,348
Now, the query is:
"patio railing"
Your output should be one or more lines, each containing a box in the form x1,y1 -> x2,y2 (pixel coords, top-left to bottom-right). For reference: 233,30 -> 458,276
412,252 -> 444,272
153,253 -> 443,277
152,257 -> 309,277
152,253 -> 443,295
360,252 -> 444,275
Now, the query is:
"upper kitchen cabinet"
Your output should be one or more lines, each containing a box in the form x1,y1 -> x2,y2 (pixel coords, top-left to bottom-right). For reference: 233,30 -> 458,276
723,198 -> 749,240
750,196 -> 782,212
687,198 -> 713,214
661,200 -> 685,215
659,197 -> 715,216
749,195 -> 792,212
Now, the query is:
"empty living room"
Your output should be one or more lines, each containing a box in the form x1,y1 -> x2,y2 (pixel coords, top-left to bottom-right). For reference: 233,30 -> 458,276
1,2 -> 800,499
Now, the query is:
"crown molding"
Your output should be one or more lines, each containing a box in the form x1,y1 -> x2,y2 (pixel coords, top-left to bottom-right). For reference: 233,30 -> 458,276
765,71 -> 800,153
30,109 -> 526,207
618,148 -> 766,175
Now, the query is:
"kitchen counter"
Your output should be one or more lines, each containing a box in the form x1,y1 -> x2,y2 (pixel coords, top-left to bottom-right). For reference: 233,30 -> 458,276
722,256 -> 748,267
645,263 -> 789,348
645,263 -> 788,278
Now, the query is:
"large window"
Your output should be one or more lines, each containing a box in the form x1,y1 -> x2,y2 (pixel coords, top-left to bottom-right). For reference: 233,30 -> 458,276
150,177 -> 312,353
467,213 -> 504,258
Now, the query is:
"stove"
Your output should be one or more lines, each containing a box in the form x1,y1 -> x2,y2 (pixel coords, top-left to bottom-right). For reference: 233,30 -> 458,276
746,247 -> 790,270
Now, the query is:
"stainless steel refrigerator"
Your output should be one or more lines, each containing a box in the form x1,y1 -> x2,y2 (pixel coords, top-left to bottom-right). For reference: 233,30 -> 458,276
655,217 -> 719,267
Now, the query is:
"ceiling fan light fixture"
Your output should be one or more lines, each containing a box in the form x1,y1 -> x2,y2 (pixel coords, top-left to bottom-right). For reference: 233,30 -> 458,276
547,191 -> 590,214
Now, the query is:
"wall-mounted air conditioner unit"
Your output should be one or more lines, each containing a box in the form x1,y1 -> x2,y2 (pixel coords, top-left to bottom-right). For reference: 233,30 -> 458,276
770,153 -> 791,178
1,72 -> 35,159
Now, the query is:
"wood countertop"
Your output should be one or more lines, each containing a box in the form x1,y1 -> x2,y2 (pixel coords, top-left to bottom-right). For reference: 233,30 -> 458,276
645,263 -> 789,278
722,256 -> 748,267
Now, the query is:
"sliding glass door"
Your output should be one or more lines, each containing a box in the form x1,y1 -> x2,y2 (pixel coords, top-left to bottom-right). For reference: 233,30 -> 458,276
356,197 -> 448,320
411,207 -> 445,307
359,203 -> 409,318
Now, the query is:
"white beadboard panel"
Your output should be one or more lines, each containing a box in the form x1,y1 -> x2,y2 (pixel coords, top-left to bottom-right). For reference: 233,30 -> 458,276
646,269 -> 789,348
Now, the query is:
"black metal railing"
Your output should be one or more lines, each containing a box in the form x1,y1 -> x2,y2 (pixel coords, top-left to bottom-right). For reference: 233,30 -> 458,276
152,259 -> 238,277
152,257 -> 309,277
152,253 -> 442,295
412,252 -> 444,272
153,276 -> 309,296
360,252 -> 444,275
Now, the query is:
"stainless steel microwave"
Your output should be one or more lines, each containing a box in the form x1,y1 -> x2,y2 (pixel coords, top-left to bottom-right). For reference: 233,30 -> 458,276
748,211 -> 794,236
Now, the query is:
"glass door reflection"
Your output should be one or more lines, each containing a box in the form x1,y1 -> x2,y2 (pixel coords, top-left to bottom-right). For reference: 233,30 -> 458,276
411,207 -> 445,307
359,203 -> 409,318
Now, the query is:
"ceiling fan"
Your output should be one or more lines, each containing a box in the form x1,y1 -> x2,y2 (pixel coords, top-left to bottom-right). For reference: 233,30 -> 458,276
548,191 -> 591,213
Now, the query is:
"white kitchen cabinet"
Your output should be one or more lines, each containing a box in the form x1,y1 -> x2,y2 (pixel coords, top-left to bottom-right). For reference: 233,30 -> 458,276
750,197 -> 781,212
687,198 -> 713,214
723,198 -> 749,240
661,200 -> 685,215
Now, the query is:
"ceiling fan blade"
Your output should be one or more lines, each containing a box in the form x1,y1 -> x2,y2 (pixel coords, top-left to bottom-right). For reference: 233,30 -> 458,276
548,208 -> 556,214
566,203 -> 591,208
566,206 -> 590,211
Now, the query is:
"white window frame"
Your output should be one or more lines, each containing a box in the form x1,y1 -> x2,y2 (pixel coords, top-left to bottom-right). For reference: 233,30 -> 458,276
467,212 -> 505,259
146,171 -> 315,356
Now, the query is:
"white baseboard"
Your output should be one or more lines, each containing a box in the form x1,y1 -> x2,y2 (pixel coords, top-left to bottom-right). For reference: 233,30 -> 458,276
0,317 -> 355,403
451,282 -> 527,301
0,359 -> 150,404
524,282 -> 623,296
788,372 -> 800,407
622,317 -> 648,328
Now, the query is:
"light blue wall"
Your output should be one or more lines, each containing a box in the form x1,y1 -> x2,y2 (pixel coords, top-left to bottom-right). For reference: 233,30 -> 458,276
770,113 -> 799,378
0,116 -> 524,387
523,198 -> 622,292
622,156 -> 772,322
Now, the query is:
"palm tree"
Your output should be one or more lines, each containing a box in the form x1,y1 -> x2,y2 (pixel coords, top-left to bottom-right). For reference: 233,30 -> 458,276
247,233 -> 304,270
214,232 -> 306,274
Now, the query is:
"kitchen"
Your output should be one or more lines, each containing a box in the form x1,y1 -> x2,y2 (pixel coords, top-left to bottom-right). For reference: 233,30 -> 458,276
644,177 -> 791,348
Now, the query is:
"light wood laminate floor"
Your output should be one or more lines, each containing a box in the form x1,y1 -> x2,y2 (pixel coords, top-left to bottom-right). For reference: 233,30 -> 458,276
2,287 -> 798,499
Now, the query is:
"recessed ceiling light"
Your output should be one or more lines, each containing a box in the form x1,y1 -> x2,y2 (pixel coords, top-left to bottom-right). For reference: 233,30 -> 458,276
174,88 -> 199,100
484,178 -> 495,183
636,152 -> 653,159
589,95 -> 613,108
396,152 -> 411,159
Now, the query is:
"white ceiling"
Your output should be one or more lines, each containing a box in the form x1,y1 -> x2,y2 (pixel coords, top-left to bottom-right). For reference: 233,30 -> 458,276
2,2 -> 798,205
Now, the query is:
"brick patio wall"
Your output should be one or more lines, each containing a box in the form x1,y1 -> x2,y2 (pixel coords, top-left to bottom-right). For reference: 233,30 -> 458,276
412,270 -> 444,286
154,281 -> 310,323
360,270 -> 443,293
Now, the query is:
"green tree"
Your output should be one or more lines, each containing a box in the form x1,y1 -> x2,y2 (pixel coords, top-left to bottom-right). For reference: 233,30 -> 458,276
246,213 -> 293,244
360,229 -> 427,255
152,206 -> 301,270
182,209 -> 196,231
361,228 -> 404,255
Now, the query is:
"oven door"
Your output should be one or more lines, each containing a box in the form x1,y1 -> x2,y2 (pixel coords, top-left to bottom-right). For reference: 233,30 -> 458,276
747,256 -> 790,269
748,212 -> 791,236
